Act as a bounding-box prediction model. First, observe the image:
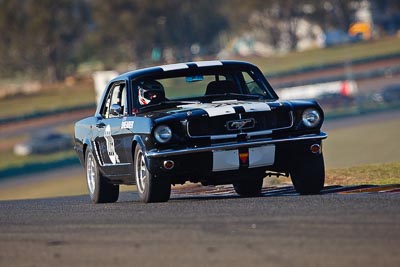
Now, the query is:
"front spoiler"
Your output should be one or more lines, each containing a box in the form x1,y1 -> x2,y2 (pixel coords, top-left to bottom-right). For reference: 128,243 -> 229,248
145,132 -> 327,158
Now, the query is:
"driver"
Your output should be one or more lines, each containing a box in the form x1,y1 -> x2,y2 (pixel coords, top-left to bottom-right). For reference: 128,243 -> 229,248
138,80 -> 165,105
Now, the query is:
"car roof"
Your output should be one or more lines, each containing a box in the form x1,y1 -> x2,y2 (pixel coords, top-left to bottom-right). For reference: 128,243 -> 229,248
110,60 -> 258,82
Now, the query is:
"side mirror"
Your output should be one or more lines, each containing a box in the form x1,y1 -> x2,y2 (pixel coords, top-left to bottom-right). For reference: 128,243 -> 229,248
110,104 -> 122,117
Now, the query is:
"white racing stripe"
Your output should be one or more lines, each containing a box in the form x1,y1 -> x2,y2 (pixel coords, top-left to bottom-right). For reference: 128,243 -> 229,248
160,63 -> 189,71
159,61 -> 222,71
204,106 -> 236,116
178,101 -> 271,117
240,102 -> 271,112
178,103 -> 235,116
195,61 -> 223,67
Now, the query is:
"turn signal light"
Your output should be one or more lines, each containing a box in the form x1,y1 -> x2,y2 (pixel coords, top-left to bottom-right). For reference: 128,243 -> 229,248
239,152 -> 249,164
163,160 -> 175,170
310,144 -> 321,154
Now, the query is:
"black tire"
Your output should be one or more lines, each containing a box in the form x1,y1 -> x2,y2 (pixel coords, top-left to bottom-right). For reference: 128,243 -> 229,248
290,153 -> 325,195
233,177 -> 263,197
85,149 -> 119,203
134,145 -> 171,203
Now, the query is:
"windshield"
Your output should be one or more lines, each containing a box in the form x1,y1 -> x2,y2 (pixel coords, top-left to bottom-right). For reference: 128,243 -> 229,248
132,68 -> 277,108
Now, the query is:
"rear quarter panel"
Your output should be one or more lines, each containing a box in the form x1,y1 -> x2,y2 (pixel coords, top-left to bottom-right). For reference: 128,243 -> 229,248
74,117 -> 97,166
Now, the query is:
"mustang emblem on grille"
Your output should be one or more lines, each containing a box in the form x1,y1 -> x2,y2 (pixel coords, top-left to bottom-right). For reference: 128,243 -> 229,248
226,118 -> 255,131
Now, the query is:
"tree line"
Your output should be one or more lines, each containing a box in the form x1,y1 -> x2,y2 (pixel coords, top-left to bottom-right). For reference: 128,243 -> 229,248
0,0 -> 398,81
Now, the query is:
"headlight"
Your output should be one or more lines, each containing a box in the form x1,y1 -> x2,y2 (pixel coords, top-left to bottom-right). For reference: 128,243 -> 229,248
154,125 -> 172,143
302,108 -> 321,128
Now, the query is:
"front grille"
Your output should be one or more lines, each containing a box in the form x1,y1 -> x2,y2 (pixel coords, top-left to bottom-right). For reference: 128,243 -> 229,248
187,109 -> 292,137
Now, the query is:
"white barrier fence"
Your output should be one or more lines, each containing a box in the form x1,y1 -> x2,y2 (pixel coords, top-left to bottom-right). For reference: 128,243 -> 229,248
276,80 -> 358,100
0,81 -> 41,99
92,71 -> 119,104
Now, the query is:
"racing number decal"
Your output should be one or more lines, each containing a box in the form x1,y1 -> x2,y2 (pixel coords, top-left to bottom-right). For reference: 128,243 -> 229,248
104,125 -> 120,164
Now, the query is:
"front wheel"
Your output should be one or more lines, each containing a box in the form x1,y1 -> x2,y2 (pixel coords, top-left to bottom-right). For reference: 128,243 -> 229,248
233,177 -> 263,197
290,153 -> 325,195
134,145 -> 171,203
85,149 -> 119,203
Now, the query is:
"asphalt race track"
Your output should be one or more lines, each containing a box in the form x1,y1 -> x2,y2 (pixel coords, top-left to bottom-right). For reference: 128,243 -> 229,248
0,187 -> 399,267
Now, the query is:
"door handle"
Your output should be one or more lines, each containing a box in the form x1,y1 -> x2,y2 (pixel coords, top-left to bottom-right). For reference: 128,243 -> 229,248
96,122 -> 106,128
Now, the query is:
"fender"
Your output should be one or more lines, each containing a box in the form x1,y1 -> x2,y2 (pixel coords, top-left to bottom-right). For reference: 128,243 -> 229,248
132,134 -> 147,153
83,137 -> 94,153
126,134 -> 148,175
74,137 -> 95,166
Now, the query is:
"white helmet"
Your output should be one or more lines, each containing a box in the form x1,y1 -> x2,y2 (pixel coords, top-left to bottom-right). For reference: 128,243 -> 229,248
138,80 -> 165,105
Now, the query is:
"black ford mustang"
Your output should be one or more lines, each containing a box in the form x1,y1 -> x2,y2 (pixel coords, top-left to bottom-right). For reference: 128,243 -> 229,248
74,61 -> 327,203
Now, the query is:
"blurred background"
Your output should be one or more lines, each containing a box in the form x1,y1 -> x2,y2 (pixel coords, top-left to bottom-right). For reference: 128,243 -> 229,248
0,0 -> 399,200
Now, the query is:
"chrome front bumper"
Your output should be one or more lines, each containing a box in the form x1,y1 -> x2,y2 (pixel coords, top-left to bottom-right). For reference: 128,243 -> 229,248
145,132 -> 327,158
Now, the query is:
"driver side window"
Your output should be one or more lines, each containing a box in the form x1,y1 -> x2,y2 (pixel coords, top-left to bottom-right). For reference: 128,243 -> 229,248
101,82 -> 127,118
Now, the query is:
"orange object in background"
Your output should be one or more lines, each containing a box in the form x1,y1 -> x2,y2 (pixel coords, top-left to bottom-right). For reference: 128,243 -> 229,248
349,22 -> 371,40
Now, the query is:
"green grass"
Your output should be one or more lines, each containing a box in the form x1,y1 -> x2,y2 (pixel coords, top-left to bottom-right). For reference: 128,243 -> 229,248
0,173 -> 88,201
323,118 -> 400,169
326,161 -> 400,186
0,173 -> 134,201
245,36 -> 400,74
268,161 -> 400,186
0,81 -> 95,118
0,150 -> 76,170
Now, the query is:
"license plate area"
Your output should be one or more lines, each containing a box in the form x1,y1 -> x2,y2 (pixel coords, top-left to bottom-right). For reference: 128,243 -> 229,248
248,145 -> 275,168
212,145 -> 275,171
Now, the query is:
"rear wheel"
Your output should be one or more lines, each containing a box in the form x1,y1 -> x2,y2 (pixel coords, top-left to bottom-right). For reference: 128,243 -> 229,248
290,153 -> 325,195
85,149 -> 119,203
233,177 -> 263,197
134,145 -> 171,203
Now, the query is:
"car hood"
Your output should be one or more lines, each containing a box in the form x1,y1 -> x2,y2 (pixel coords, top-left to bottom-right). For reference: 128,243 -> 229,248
142,100 -> 285,122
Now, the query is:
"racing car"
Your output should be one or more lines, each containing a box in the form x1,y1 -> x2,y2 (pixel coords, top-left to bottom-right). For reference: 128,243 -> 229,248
74,60 -> 327,203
